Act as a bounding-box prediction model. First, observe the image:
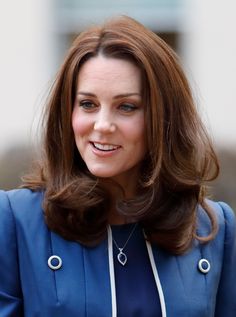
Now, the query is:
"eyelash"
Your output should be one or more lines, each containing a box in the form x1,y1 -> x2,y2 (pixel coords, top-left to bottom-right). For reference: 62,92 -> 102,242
78,100 -> 139,113
79,100 -> 96,110
118,103 -> 138,113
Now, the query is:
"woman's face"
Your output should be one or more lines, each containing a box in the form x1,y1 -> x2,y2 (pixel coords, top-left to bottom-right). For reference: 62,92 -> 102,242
72,55 -> 147,190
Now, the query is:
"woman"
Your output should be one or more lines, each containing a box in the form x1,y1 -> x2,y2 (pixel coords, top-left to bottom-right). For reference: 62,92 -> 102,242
0,16 -> 235,317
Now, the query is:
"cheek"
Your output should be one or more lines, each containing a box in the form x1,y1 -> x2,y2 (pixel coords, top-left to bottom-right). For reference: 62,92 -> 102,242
72,111 -> 89,137
121,117 -> 147,149
130,117 -> 146,141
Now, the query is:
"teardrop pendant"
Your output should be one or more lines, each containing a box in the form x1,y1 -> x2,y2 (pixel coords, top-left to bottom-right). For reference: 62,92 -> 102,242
117,248 -> 127,266
112,223 -> 138,267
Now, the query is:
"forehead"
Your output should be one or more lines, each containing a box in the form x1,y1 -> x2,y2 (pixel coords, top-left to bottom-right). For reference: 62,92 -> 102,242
77,55 -> 142,93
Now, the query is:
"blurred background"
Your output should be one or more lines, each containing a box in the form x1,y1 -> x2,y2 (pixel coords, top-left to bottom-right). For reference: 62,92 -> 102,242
0,0 -> 235,210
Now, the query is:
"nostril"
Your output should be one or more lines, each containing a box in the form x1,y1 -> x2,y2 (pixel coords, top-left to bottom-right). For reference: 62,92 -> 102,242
94,121 -> 116,132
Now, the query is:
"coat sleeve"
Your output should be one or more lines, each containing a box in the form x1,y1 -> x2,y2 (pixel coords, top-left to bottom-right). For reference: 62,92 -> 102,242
215,202 -> 236,317
0,190 -> 24,316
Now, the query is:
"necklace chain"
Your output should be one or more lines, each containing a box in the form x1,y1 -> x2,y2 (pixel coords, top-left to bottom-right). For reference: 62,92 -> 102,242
112,223 -> 138,266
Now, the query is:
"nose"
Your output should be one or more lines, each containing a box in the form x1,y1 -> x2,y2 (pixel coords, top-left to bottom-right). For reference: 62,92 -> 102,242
94,111 -> 116,133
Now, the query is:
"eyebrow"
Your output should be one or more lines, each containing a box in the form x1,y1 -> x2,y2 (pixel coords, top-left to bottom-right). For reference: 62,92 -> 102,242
77,91 -> 141,99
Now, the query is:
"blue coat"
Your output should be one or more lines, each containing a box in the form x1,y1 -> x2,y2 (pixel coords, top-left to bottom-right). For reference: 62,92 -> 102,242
0,189 -> 236,316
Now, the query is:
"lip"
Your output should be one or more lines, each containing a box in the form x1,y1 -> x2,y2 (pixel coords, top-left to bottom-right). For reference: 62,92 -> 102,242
89,141 -> 121,157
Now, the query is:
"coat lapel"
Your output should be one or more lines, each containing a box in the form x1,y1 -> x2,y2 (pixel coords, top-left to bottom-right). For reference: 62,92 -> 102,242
50,232 -> 112,317
152,245 -> 211,317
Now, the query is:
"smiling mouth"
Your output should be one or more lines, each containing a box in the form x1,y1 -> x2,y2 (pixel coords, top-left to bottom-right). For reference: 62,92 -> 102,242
91,142 -> 120,151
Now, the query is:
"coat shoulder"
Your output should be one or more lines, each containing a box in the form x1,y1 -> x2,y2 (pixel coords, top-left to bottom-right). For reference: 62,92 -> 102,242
197,199 -> 236,238
2,187 -> 43,206
0,188 -> 45,230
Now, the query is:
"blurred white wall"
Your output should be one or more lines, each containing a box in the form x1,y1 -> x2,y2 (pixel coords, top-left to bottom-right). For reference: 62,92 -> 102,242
182,0 -> 236,147
0,1 -> 55,154
0,0 -> 235,158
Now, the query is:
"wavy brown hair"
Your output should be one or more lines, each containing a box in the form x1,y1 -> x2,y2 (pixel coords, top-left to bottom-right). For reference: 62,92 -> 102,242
23,16 -> 219,254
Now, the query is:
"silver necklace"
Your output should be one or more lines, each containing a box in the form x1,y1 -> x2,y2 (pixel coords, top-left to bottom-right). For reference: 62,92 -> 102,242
112,223 -> 138,266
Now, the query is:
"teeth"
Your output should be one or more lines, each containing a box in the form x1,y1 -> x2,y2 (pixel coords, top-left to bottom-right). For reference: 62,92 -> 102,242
93,142 -> 119,151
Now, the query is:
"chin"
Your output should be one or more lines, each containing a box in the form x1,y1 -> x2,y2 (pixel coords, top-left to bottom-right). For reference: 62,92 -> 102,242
88,168 -> 116,179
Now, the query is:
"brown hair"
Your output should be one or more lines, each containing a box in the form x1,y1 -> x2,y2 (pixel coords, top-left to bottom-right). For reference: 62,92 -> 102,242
23,16 -> 219,254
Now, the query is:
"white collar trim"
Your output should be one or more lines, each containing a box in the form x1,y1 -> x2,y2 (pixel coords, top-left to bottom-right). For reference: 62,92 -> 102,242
107,225 -> 167,317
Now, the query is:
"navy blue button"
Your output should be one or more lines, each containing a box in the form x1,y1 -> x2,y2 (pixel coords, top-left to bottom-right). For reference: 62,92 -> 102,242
48,255 -> 62,270
198,258 -> 210,274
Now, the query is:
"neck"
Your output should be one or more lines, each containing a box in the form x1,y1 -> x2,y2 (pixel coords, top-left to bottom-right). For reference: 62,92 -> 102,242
99,176 -> 139,225
108,211 -> 128,225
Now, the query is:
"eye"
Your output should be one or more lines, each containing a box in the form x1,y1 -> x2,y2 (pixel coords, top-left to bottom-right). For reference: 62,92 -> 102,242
118,103 -> 138,113
79,100 -> 97,111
